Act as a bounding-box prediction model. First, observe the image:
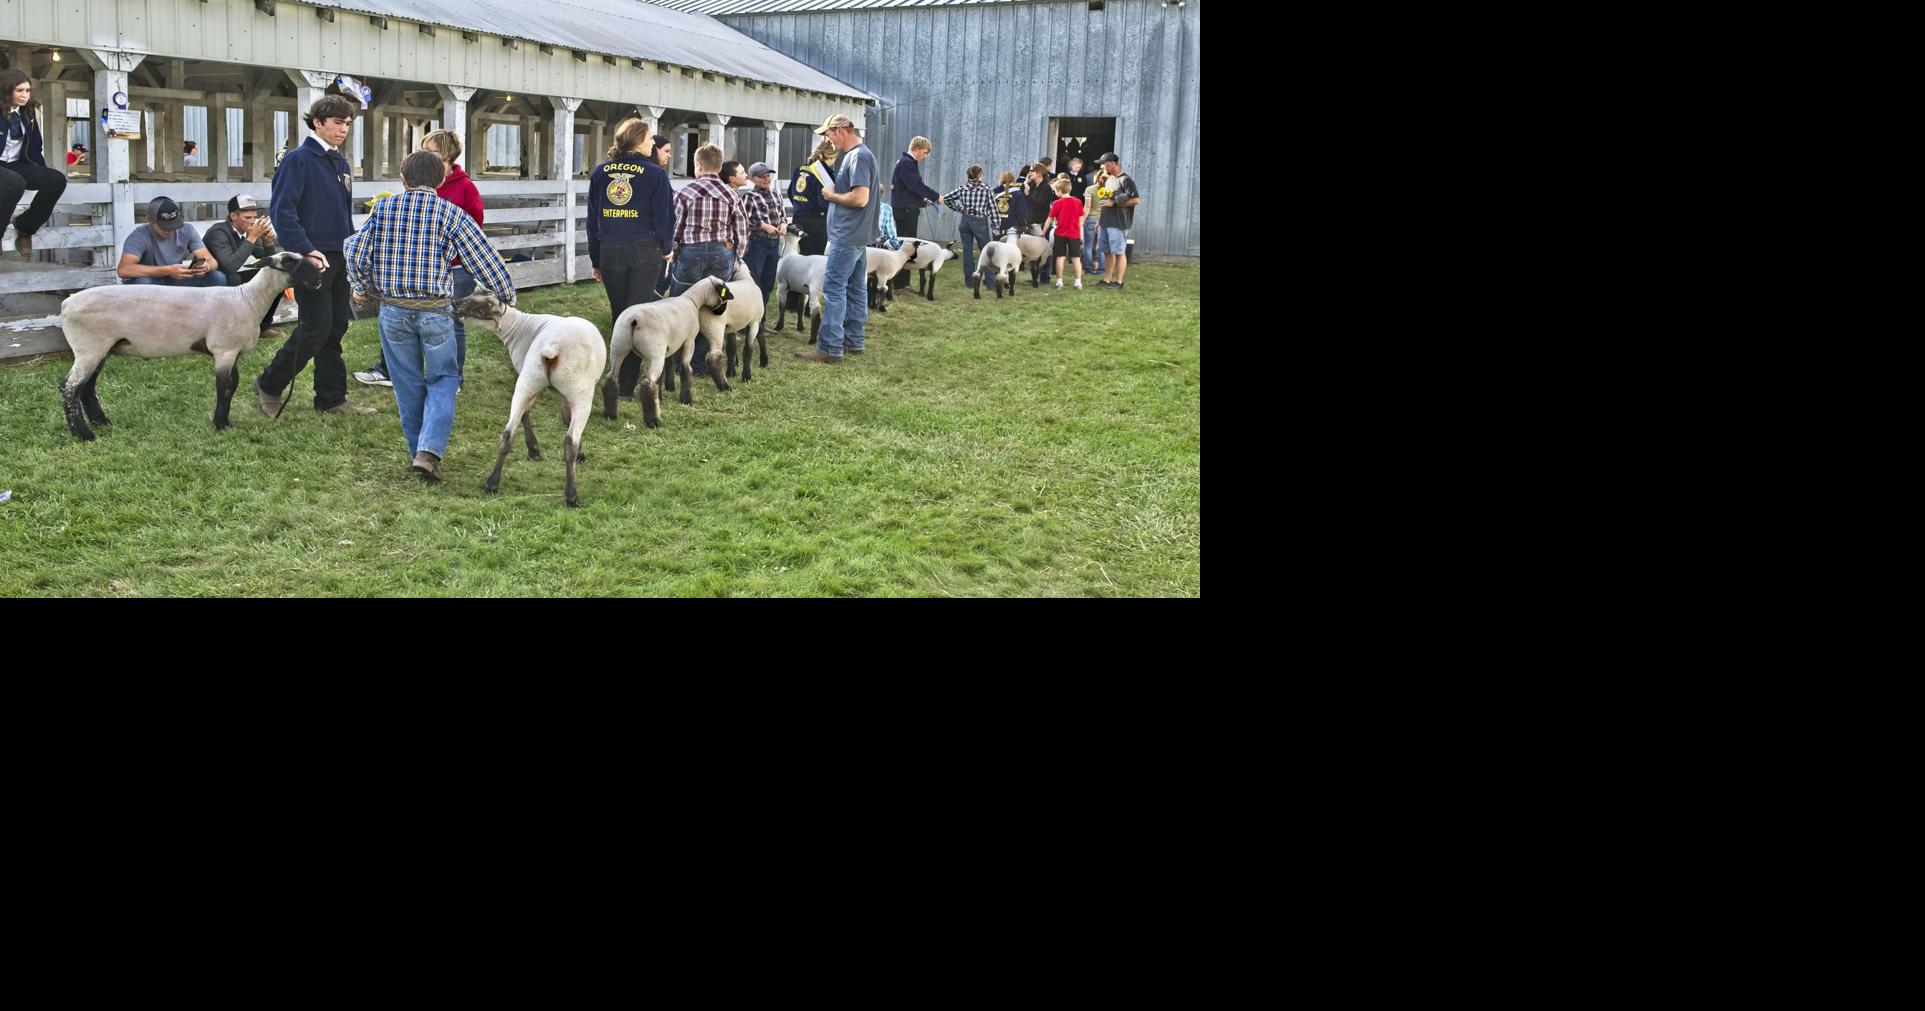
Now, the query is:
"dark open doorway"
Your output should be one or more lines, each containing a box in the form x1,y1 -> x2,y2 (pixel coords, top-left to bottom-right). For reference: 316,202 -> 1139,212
1051,117 -> 1116,172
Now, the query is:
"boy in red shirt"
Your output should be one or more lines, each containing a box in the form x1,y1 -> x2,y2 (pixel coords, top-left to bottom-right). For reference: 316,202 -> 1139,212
1046,177 -> 1085,290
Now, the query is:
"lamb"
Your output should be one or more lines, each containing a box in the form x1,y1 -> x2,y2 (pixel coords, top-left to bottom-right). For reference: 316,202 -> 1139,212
863,242 -> 926,312
1009,229 -> 1053,288
973,238 -> 1023,299
452,293 -> 607,508
54,251 -> 325,440
772,252 -> 827,340
601,275 -> 734,427
900,237 -> 958,301
712,261 -> 771,383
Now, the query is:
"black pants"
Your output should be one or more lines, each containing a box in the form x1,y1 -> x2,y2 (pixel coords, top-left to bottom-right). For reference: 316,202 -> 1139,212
891,205 -> 920,288
1,159 -> 68,239
258,250 -> 351,410
797,218 -> 827,257
232,270 -> 284,331
601,238 -> 665,395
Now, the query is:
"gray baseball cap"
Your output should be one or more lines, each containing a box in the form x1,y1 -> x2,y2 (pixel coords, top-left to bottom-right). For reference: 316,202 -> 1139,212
748,162 -> 775,177
149,196 -> 185,231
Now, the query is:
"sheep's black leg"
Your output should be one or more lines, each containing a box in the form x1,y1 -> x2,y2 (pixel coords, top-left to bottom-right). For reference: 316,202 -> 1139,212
725,331 -> 738,377
564,435 -> 580,507
484,427 -> 513,493
522,413 -> 542,460
82,360 -> 112,426
640,378 -> 661,428
212,364 -> 238,430
602,376 -> 621,420
708,348 -> 731,392
61,378 -> 96,441
973,273 -> 983,299
810,311 -> 821,343
678,359 -> 694,405
556,401 -> 581,460
927,270 -> 937,301
757,319 -> 769,368
741,329 -> 754,384
662,358 -> 676,392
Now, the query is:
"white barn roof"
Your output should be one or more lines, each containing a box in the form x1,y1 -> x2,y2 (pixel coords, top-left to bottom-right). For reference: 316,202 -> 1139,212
303,0 -> 875,99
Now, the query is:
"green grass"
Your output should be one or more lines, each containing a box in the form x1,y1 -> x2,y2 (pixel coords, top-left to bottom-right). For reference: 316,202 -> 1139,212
0,261 -> 1199,596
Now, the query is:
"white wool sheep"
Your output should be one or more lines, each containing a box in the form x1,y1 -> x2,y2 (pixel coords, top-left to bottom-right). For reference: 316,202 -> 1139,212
54,251 -> 325,440
601,276 -> 734,427
453,293 -> 607,507
772,253 -> 827,340
1009,230 -> 1053,288
973,238 -> 1023,299
900,237 -> 958,301
863,242 -> 929,311
709,270 -> 771,383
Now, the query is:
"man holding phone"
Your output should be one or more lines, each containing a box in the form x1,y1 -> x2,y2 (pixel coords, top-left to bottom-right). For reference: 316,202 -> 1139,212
116,195 -> 224,286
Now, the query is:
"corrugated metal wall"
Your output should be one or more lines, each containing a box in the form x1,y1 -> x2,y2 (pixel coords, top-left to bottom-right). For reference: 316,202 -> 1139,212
721,0 -> 1199,256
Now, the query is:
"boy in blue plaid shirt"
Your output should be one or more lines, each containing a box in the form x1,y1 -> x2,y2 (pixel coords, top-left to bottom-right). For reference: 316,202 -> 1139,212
344,151 -> 515,481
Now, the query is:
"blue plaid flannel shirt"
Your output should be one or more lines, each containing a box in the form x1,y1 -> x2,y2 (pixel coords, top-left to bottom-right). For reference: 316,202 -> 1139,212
343,188 -> 515,304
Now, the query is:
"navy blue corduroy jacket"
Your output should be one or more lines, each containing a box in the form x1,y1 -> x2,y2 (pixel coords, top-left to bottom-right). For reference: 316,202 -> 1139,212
890,152 -> 942,212
269,137 -> 354,254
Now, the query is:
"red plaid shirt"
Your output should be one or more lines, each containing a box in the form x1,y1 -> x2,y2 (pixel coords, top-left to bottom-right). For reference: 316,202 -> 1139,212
673,174 -> 749,252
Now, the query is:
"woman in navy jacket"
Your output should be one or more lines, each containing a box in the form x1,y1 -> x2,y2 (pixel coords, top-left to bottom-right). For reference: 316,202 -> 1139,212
1,68 -> 69,258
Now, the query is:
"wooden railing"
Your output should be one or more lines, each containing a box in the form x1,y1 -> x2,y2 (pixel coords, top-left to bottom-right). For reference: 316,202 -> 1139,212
0,178 -> 677,298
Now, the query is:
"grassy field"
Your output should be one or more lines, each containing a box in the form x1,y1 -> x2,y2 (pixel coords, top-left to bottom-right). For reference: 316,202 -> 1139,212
0,261 -> 1199,596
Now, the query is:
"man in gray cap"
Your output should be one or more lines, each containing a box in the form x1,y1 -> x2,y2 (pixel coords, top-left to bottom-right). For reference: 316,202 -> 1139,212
116,195 -> 224,286
739,160 -> 789,315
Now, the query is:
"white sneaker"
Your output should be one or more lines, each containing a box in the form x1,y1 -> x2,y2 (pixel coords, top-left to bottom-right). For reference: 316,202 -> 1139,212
354,368 -> 393,388
1074,278 -> 1083,289
1054,278 -> 1064,289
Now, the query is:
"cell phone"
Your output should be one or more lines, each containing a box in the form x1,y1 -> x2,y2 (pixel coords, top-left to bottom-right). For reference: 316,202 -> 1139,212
181,254 -> 198,266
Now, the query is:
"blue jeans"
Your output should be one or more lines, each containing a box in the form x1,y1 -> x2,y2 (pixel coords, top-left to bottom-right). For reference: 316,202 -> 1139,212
450,266 -> 477,378
669,240 -> 736,372
1082,219 -> 1106,273
817,241 -> 868,356
958,217 -> 990,277
379,305 -> 459,460
122,271 -> 228,287
744,234 -> 780,312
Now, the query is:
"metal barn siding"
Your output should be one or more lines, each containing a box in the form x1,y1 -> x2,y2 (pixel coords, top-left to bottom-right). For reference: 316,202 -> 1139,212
720,0 -> 1199,256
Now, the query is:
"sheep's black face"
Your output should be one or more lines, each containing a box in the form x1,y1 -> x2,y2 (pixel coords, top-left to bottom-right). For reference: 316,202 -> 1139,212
289,256 -> 327,290
258,251 -> 327,289
453,294 -> 506,322
704,281 -> 734,316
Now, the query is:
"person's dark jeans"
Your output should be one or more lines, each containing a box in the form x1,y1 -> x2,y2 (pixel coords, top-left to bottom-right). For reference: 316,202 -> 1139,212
744,234 -> 780,314
892,204 -> 921,288
669,240 -> 735,374
257,250 -> 351,410
797,217 -> 827,256
122,271 -> 228,288
1,159 -> 67,239
957,217 -> 990,277
450,266 -> 477,379
600,238 -> 665,395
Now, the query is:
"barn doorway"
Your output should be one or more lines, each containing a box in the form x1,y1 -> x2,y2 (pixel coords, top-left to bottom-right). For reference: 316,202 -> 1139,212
1050,117 -> 1116,172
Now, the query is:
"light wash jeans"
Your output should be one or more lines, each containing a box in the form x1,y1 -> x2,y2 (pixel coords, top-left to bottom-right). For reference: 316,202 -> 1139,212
816,241 -> 869,357
379,305 -> 459,459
